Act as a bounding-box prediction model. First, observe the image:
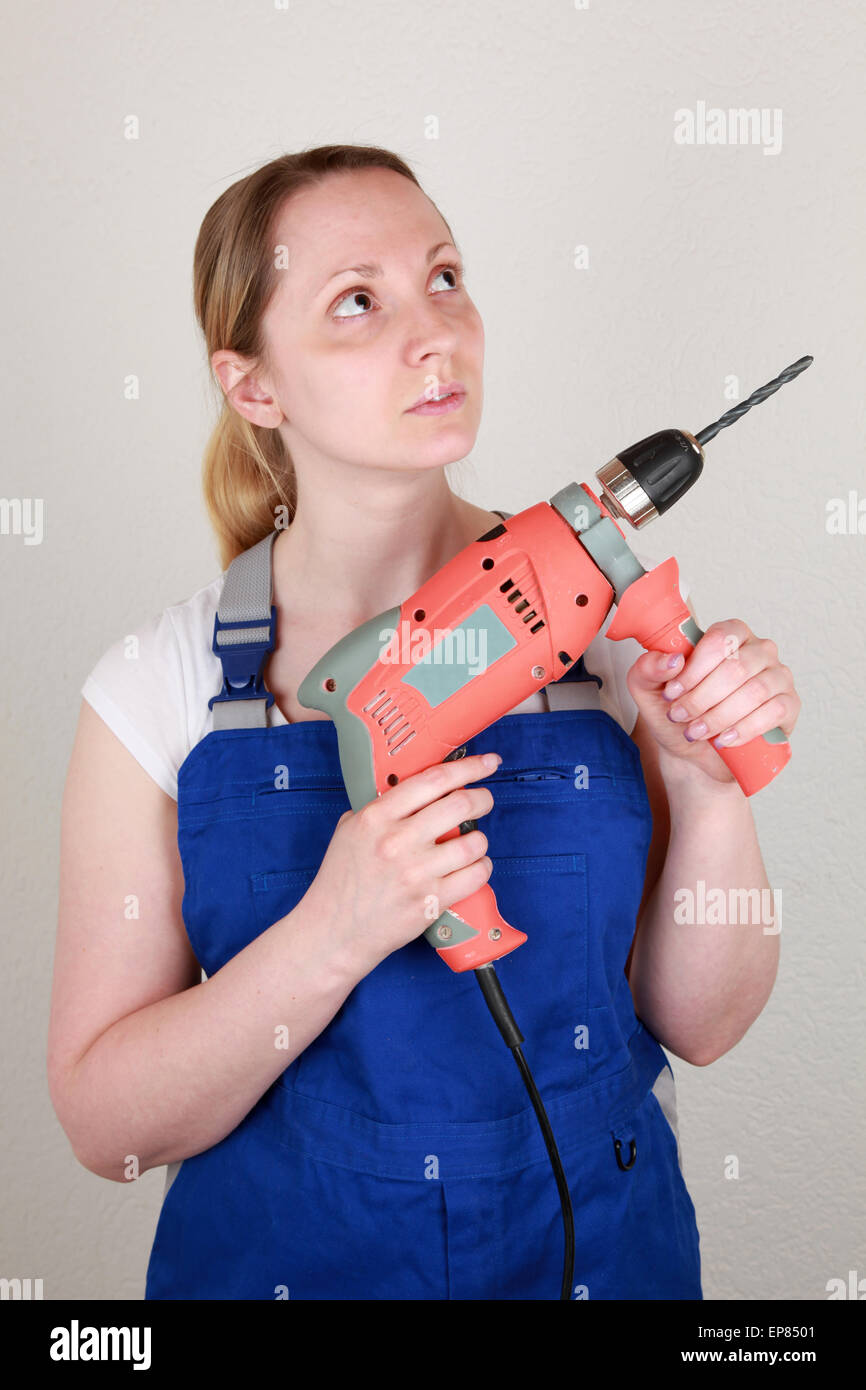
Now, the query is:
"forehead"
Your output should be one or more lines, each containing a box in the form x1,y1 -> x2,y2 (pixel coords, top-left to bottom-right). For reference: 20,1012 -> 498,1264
271,169 -> 449,281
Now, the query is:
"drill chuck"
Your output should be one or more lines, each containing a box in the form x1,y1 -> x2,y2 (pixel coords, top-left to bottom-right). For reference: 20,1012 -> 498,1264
595,428 -> 705,529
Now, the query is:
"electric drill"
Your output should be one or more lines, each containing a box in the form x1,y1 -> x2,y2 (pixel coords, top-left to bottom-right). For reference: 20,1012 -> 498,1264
298,356 -> 812,974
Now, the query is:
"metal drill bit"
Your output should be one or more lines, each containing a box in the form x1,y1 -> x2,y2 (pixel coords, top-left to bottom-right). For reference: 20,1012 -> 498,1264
695,355 -> 813,447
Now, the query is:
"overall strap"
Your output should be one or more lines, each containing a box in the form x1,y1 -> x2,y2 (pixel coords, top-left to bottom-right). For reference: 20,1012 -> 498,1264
208,530 -> 278,730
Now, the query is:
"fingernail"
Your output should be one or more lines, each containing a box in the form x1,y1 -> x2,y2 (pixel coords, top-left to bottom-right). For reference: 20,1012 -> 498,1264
666,654 -> 683,669
484,753 -> 502,768
663,681 -> 683,701
713,729 -> 738,748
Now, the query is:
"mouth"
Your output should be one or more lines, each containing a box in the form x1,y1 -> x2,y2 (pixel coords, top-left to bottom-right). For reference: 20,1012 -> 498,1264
407,382 -> 467,415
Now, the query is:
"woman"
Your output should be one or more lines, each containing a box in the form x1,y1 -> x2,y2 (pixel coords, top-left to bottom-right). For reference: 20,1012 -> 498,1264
47,144 -> 800,1300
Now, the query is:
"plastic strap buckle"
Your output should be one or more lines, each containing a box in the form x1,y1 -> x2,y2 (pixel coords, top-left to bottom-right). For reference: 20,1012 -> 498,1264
556,654 -> 602,689
207,606 -> 277,712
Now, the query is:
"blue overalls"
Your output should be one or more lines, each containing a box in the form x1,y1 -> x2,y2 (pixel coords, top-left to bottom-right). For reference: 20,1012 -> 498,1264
145,517 -> 702,1301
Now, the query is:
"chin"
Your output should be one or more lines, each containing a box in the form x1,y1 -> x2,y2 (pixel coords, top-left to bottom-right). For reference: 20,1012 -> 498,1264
415,431 -> 478,464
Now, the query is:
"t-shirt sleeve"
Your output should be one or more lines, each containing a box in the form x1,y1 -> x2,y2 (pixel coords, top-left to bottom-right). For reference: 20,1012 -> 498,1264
80,607 -> 189,801
586,552 -> 693,737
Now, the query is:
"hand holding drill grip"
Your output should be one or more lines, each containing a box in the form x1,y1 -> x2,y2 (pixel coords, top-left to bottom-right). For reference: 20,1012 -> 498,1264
297,752 -> 505,980
606,555 -> 791,795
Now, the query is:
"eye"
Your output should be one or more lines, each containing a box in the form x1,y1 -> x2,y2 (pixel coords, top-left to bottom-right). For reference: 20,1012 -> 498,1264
431,264 -> 463,292
331,262 -> 464,322
332,288 -> 375,320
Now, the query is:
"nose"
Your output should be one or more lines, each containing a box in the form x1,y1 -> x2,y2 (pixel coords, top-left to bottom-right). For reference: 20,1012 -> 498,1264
404,297 -> 460,362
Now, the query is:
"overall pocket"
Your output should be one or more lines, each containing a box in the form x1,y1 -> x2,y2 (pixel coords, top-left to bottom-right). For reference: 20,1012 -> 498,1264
484,851 -> 590,1095
250,865 -> 319,929
247,850 -> 590,1122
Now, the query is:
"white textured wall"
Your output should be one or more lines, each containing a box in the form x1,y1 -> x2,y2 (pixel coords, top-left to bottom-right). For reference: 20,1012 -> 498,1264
2,0 -> 863,1302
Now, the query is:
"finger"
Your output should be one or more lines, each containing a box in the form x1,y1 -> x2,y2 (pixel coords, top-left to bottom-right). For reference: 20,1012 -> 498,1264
662,638 -> 776,728
427,826 -> 490,880
673,666 -> 792,743
408,783 -> 495,848
705,692 -> 798,750
432,855 -> 494,915
660,620 -> 754,702
377,751 -> 500,821
627,648 -> 688,694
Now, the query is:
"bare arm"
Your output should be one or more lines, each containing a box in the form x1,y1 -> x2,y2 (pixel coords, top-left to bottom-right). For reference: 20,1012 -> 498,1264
626,710 -> 779,1067
46,701 -> 361,1183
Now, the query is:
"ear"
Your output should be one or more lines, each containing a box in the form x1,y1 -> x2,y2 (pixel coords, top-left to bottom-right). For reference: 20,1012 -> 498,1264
211,349 -> 284,429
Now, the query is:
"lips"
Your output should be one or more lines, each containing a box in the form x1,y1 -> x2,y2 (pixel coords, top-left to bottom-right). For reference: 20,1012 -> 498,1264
408,381 -> 466,410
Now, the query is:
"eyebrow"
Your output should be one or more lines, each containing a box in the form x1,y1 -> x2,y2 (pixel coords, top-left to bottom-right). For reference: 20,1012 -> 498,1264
316,241 -> 461,297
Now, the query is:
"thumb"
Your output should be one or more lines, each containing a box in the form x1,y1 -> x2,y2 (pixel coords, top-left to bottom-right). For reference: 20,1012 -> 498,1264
627,648 -> 685,699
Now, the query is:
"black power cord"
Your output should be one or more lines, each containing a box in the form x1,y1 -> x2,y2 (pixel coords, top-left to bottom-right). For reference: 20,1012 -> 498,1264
474,961 -> 575,1301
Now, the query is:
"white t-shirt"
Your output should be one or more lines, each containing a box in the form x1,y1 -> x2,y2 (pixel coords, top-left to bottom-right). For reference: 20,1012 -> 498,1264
80,547 -> 690,802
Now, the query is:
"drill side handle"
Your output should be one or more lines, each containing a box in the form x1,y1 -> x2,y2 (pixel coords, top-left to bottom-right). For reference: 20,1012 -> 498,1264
606,558 -> 791,796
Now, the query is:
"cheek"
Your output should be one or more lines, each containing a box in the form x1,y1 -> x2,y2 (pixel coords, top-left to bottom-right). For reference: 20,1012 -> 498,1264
462,301 -> 484,350
287,336 -> 373,408
289,345 -> 395,445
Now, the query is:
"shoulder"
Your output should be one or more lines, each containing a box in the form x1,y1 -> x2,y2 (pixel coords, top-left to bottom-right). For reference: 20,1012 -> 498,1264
80,572 -> 225,800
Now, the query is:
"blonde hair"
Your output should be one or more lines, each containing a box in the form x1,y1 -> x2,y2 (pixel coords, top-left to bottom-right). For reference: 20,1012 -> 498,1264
193,144 -> 455,570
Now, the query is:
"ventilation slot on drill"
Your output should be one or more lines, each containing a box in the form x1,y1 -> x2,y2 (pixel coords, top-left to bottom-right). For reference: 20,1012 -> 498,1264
362,689 -> 418,756
500,575 -> 545,634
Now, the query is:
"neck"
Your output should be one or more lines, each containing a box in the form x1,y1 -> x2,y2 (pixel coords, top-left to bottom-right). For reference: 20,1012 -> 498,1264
272,478 -> 500,624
